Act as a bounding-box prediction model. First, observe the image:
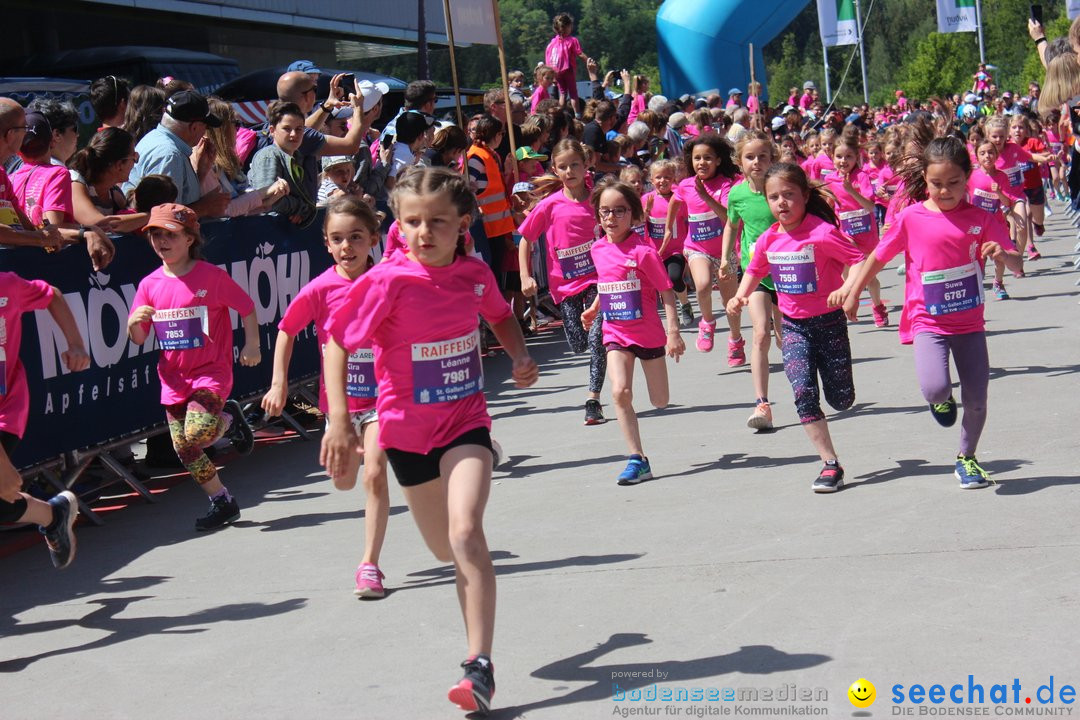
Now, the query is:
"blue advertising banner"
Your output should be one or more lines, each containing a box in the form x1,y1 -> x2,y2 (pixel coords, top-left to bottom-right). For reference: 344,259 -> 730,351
2,213 -> 332,469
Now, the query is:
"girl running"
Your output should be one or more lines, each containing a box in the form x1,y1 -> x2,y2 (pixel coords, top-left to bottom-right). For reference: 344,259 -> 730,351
1044,109 -> 1069,202
721,130 -> 784,429
518,139 -> 608,425
322,167 -> 538,715
824,130 -> 889,327
727,163 -> 864,493
128,204 -> 261,531
843,136 -> 1022,488
262,197 -> 390,598
582,180 -> 685,485
643,159 -> 694,327
668,133 -> 744,364
806,128 -> 838,181
969,140 -> 1014,226
1011,115 -> 1051,258
0,271 -> 89,568
985,115 -> 1030,277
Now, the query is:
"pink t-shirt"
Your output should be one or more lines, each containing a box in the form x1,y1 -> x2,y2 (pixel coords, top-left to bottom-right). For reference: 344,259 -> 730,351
0,166 -> 25,229
0,273 -> 54,437
642,190 -> 687,258
10,162 -> 73,227
883,177 -> 910,229
808,154 -> 837,181
876,201 -> 1013,344
746,95 -> 760,115
545,34 -> 582,73
799,93 -> 813,109
823,171 -> 878,253
994,142 -> 1031,193
627,94 -> 647,126
131,261 -> 256,405
326,252 -> 512,454
967,167 -> 1011,219
517,190 -> 598,304
866,163 -> 894,208
673,174 -> 733,257
278,266 -> 374,414
746,213 -> 864,320
590,232 -> 673,349
384,220 -> 406,259
530,85 -> 551,115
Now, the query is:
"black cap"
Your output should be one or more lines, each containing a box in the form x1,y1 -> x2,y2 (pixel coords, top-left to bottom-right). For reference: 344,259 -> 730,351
166,91 -> 222,128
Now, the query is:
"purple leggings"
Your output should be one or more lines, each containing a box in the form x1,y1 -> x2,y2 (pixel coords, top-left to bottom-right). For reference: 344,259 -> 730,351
912,332 -> 989,456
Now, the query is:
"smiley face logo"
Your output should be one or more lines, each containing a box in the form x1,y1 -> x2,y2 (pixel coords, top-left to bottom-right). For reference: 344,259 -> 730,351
848,678 -> 876,708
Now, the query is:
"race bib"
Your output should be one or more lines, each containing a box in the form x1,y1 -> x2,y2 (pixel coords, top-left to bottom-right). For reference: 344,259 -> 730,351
687,211 -> 722,243
647,216 -> 666,241
839,209 -> 873,236
0,346 -> 6,396
346,348 -> 378,399
152,307 -> 209,350
1004,165 -> 1022,187
1019,161 -> 1034,173
971,188 -> 1000,214
921,263 -> 983,316
631,222 -> 645,238
411,331 -> 483,404
598,278 -> 643,321
1050,142 -> 1063,154
819,167 -> 835,179
555,240 -> 596,279
884,184 -> 899,198
767,247 -> 817,295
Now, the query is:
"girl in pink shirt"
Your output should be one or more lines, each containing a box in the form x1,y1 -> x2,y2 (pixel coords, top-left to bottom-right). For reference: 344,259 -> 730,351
518,139 -> 608,425
806,129 -> 838,181
845,136 -> 1022,488
985,116 -> 1030,277
262,197 -> 390,599
728,163 -> 864,493
322,168 -> 537,715
643,159 -> 693,327
627,75 -> 649,126
1044,109 -> 1069,201
545,12 -> 590,113
825,132 -> 889,326
530,65 -> 555,115
128,204 -> 261,532
668,133 -> 744,362
582,181 -> 685,485
0,271 -> 89,569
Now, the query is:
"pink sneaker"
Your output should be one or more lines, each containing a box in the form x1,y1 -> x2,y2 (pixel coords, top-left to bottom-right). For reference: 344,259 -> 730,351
727,336 -> 746,367
872,303 -> 889,327
354,562 -> 386,598
696,319 -> 715,352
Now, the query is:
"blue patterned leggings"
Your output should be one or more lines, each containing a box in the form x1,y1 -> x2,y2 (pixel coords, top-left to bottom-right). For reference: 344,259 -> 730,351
781,310 -> 855,424
559,285 -> 606,394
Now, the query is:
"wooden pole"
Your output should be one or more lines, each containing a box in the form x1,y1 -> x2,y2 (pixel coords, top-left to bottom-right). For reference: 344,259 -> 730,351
749,42 -> 762,130
442,0 -> 464,129
490,0 -> 519,183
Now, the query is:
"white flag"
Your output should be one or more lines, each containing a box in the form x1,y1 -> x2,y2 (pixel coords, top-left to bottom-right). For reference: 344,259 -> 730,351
937,0 -> 979,33
818,0 -> 858,47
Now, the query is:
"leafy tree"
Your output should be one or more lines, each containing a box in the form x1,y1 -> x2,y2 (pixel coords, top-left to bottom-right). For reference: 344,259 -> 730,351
901,32 -> 979,98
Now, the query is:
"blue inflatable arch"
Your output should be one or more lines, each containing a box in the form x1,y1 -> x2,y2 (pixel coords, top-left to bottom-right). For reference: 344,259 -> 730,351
657,0 -> 812,101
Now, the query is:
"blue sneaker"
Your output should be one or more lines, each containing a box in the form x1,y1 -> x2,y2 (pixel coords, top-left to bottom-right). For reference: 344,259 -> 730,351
617,455 -> 652,485
955,455 -> 990,489
929,396 -> 958,427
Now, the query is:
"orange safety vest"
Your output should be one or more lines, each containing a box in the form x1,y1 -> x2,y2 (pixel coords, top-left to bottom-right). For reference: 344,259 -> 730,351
467,144 -> 516,237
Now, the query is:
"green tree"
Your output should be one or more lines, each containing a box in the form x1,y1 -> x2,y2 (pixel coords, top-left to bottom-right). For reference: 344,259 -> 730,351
901,31 -> 979,99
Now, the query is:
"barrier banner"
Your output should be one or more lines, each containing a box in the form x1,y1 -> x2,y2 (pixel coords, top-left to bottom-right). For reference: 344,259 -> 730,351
3,213 -> 332,469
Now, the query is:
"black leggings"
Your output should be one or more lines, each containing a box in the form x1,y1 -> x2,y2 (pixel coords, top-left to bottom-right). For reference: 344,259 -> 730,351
559,285 -> 606,394
0,431 -> 27,523
664,254 -> 687,293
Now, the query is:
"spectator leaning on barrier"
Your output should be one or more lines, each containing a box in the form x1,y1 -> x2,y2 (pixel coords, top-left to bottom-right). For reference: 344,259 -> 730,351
123,90 -> 231,218
90,74 -> 130,130
352,81 -> 392,203
380,79 -> 437,144
11,111 -> 76,226
27,98 -> 79,166
68,127 -> 148,234
248,101 -> 317,226
0,100 -> 114,268
202,97 -> 289,218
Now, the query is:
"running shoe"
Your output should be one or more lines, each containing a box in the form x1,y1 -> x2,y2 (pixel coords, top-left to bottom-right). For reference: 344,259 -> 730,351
678,302 -> 695,328
448,655 -> 495,715
746,402 -> 773,430
41,491 -> 78,569
955,455 -> 990,489
929,395 -> 958,427
194,495 -> 240,532
993,282 -> 1009,300
491,438 -> 504,468
617,455 -> 653,485
812,461 -> 844,493
223,400 -> 255,455
696,319 -> 715,352
872,303 -> 889,327
584,398 -> 606,426
727,336 -> 746,367
1027,246 -> 1042,261
354,563 -> 386,598
1033,222 -> 1045,237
